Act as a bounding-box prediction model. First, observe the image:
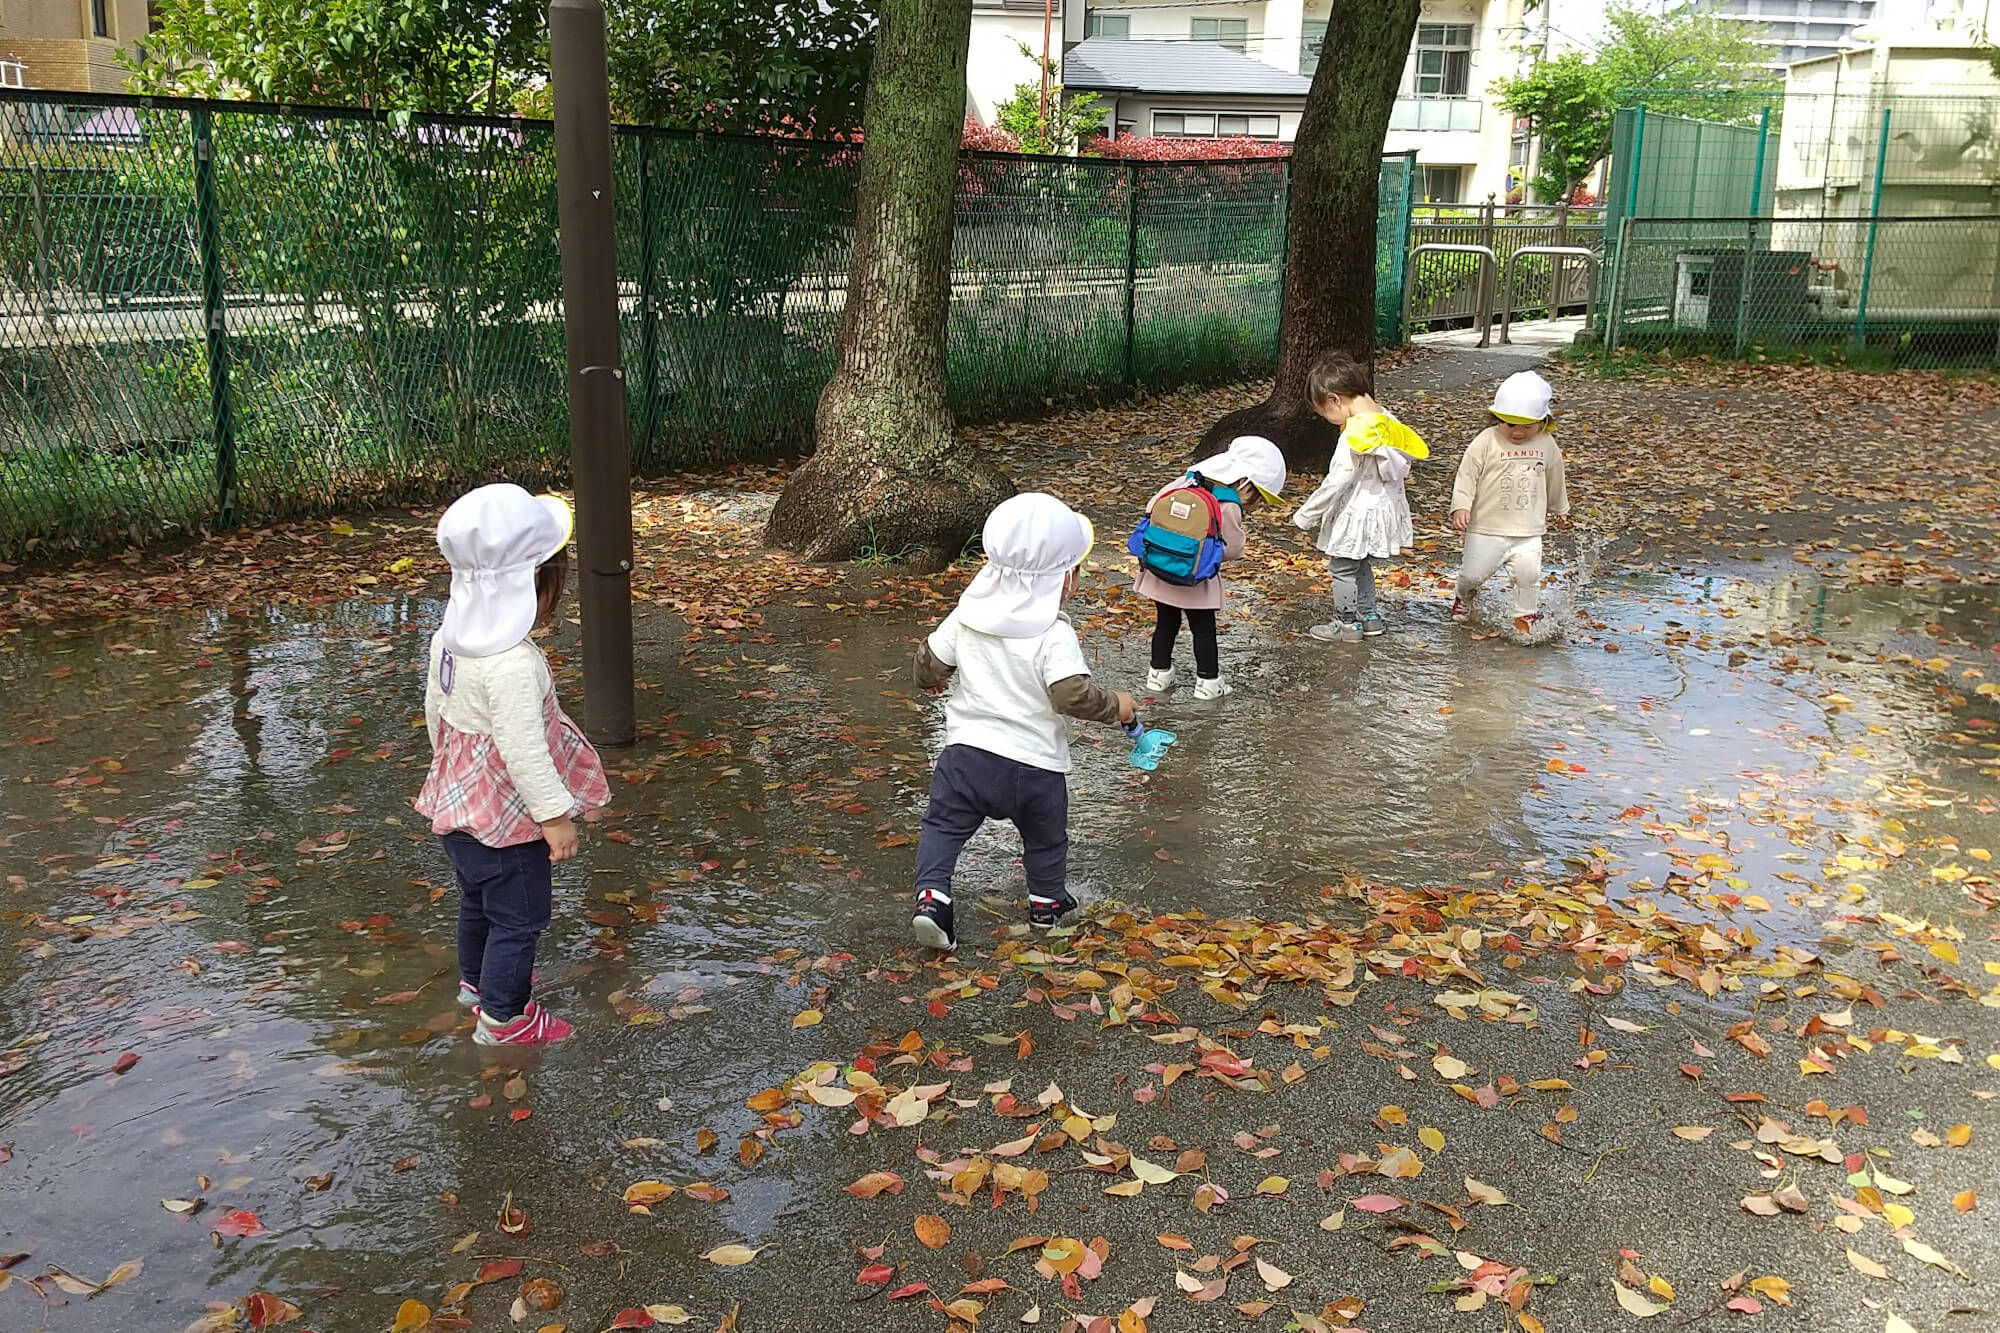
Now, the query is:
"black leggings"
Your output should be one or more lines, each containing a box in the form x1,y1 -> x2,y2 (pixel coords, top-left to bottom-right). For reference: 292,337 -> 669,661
1151,603 -> 1219,679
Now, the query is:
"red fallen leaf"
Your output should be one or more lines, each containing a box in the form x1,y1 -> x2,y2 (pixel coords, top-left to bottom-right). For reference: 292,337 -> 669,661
1726,1297 -> 1763,1315
509,1108 -> 532,1122
858,1264 -> 895,1285
474,1260 -> 523,1283
1723,1092 -> 1766,1104
1350,1194 -> 1406,1213
214,1210 -> 267,1238
610,1310 -> 656,1329
927,999 -> 949,1018
211,941 -> 251,953
1678,1064 -> 1703,1079
375,991 -> 421,1006
962,1278 -> 1009,1294
243,1291 -> 303,1327
468,1095 -> 492,1110
578,1240 -> 621,1258
110,1052 -> 140,1075
888,1282 -> 931,1300
844,1171 -> 906,1199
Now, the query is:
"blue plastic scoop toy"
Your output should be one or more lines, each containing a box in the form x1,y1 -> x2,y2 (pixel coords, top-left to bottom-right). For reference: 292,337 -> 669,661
1123,718 -> 1177,771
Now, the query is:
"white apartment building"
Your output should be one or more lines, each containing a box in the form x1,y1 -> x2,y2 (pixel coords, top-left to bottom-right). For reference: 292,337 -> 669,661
968,0 -> 1539,201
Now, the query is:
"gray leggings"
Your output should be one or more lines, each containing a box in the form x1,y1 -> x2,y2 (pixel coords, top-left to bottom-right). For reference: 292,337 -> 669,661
1329,555 -> 1377,618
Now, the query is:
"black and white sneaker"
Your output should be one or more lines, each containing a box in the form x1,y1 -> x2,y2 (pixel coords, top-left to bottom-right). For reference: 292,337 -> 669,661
1028,888 -> 1078,928
911,889 -> 956,950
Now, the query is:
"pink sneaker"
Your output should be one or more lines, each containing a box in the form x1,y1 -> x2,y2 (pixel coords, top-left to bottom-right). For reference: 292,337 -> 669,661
472,1001 -> 574,1046
1449,597 -> 1469,622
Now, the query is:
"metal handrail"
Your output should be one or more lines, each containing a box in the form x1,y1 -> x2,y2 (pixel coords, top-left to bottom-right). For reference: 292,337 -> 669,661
1403,243 -> 1498,347
1497,245 -> 1600,344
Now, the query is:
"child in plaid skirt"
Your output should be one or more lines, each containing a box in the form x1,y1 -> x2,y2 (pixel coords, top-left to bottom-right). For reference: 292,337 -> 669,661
415,484 -> 609,1046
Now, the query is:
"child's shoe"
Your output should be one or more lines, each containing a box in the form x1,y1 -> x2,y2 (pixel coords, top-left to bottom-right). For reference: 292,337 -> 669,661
1028,888 -> 1078,927
1360,614 -> 1386,637
1307,622 -> 1344,643
911,889 -> 956,951
472,1001 -> 574,1046
1143,666 -> 1175,692
1449,597 -> 1470,622
457,979 -> 480,1007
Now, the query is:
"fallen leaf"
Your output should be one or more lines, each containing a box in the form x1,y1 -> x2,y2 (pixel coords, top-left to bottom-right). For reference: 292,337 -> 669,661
700,1244 -> 766,1267
243,1291 -> 303,1328
520,1277 -> 564,1311
1846,1249 -> 1890,1280
213,1210 -> 266,1239
1255,1258 -> 1292,1291
1319,1211 -> 1345,1231
1463,1178 -> 1509,1206
390,1300 -> 432,1333
845,1172 -> 905,1199
915,1214 -> 952,1249
1350,1194 -> 1406,1213
1419,1127 -> 1446,1152
1612,1279 -> 1664,1318
793,1009 -> 823,1028
1671,1127 -> 1714,1142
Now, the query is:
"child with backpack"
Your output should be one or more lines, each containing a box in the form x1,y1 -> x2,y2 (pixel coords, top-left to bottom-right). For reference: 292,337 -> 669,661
910,493 -> 1136,951
1449,370 -> 1570,634
1291,350 -> 1429,641
415,483 -> 610,1046
1129,436 -> 1287,698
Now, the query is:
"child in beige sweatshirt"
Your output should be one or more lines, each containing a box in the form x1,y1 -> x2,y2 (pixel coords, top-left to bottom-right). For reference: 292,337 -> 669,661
1449,371 -> 1569,632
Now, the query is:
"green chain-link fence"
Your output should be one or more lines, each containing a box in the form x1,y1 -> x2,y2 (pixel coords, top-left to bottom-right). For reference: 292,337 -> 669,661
2,90 -> 1412,559
1597,88 -> 2000,363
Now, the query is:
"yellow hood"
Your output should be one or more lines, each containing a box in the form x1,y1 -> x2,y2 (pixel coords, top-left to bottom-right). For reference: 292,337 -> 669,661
1342,411 -> 1429,461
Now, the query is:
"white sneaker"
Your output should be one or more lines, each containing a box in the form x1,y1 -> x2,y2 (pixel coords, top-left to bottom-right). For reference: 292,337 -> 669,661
1144,666 -> 1175,692
1193,676 -> 1232,700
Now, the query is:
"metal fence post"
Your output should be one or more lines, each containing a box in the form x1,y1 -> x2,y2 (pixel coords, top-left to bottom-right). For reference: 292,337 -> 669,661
1549,200 -> 1568,315
191,106 -> 238,528
1124,158 -> 1140,390
637,129 -> 661,460
1733,105 -> 1771,359
1853,105 -> 1891,354
1476,194 -> 1496,346
1605,216 -> 1635,354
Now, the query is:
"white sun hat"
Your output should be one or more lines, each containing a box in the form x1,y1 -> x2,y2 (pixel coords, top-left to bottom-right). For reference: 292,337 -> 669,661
437,483 -> 574,658
1489,370 -> 1553,424
1188,434 -> 1287,503
955,492 -> 1095,639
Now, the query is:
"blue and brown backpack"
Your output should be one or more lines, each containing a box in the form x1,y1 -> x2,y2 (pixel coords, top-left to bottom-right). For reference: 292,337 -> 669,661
1126,473 -> 1238,586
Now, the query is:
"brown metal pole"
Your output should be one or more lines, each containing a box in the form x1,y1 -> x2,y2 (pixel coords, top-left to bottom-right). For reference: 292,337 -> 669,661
1040,0 -> 1053,133
549,0 -> 636,747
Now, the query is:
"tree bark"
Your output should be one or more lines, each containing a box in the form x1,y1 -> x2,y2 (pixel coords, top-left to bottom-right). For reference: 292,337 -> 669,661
766,0 -> 1011,567
1197,0 -> 1423,471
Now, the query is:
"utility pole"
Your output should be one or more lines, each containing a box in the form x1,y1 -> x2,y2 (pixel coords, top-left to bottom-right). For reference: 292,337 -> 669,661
549,0 -> 636,747
1040,0 -> 1054,134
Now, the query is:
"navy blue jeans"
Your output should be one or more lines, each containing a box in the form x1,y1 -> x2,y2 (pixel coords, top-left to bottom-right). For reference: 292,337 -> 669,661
441,832 -> 551,1023
915,744 -> 1069,901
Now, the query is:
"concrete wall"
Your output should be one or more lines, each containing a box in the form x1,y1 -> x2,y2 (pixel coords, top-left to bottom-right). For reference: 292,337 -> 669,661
968,11 -> 1049,127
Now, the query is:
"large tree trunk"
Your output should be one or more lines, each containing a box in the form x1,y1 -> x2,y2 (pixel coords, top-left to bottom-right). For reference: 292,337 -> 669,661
766,0 -> 1011,567
1198,0 -> 1423,471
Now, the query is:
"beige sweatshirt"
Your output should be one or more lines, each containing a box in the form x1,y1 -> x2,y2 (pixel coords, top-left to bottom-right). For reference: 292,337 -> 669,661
1451,426 -> 1569,538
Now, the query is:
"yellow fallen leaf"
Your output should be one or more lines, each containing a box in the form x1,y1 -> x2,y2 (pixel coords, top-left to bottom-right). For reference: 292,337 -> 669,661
1671,1126 -> 1714,1141
391,1301 -> 432,1333
1256,1176 -> 1288,1196
1105,1179 -> 1144,1198
1946,1122 -> 1972,1148
1900,1236 -> 1965,1276
1433,1054 -> 1471,1080
1746,1275 -> 1791,1306
388,556 -> 415,574
1527,1078 -> 1572,1091
1129,1156 -> 1179,1186
792,1009 -> 823,1028
1612,1279 -> 1663,1318
1378,1105 -> 1408,1126
1883,1201 -> 1914,1229
646,1306 -> 696,1325
1648,1275 -> 1674,1301
1318,1211 -> 1344,1231
700,1244 -> 767,1267
1419,1127 -> 1445,1152
1463,1177 -> 1509,1206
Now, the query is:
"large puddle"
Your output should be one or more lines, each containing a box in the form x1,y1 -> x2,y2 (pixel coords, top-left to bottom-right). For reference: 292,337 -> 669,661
1,557 -> 1996,1327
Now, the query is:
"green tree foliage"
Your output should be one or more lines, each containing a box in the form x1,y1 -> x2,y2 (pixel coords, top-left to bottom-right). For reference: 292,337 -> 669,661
992,45 -> 1107,154
126,0 -> 546,113
1494,3 -> 1775,200
126,0 -> 874,135
604,0 -> 872,134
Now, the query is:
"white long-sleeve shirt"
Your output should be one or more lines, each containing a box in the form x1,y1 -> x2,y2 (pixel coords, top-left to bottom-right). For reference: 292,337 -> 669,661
422,634 -> 574,824
1451,426 -> 1569,537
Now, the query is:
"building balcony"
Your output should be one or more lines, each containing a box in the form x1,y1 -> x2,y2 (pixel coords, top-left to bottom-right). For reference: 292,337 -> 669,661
1389,97 -> 1482,133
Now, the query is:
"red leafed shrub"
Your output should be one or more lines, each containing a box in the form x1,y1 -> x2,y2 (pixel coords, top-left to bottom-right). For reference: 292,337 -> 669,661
1084,133 -> 1291,161
961,119 -> 1022,153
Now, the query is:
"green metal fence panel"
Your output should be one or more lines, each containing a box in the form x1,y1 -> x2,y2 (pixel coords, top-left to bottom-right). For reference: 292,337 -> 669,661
2,90 -> 1415,560
1601,214 -> 2000,365
1375,150 -> 1415,345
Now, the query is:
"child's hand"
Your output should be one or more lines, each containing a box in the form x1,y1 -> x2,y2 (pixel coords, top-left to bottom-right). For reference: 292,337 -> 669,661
542,815 -> 579,862
1451,508 -> 1471,533
1115,691 -> 1137,723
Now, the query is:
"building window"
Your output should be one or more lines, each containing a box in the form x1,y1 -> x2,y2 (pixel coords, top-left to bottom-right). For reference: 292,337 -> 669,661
1302,19 -> 1327,77
1190,17 -> 1249,52
1420,165 -> 1464,202
1414,23 -> 1473,97
92,0 -> 111,37
1086,13 -> 1130,38
1153,110 -> 1279,139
